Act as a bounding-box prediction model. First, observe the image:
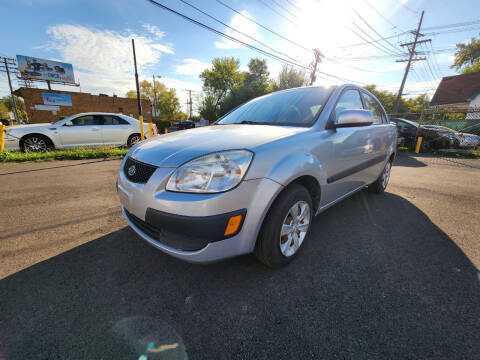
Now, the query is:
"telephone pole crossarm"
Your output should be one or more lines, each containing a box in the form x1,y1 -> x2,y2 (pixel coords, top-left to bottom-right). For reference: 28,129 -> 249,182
393,10 -> 426,113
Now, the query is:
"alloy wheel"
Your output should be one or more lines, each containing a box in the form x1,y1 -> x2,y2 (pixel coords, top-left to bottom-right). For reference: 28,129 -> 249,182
24,137 -> 48,152
382,161 -> 391,189
279,200 -> 311,257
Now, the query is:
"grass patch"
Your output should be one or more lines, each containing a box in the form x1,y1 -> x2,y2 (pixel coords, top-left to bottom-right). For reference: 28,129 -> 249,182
0,147 -> 128,163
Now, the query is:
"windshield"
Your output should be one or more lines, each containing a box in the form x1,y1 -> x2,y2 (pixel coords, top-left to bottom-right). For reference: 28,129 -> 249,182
217,87 -> 333,127
52,114 -> 77,125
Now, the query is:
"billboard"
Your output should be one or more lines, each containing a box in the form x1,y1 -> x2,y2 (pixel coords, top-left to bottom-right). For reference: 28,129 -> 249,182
42,92 -> 72,106
16,55 -> 75,84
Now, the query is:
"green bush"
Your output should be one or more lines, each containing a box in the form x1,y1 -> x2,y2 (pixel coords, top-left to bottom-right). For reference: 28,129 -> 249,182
0,147 -> 128,162
154,119 -> 171,132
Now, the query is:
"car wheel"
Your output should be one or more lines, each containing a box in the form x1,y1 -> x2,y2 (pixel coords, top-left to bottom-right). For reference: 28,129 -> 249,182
369,160 -> 392,194
21,134 -> 52,153
254,184 -> 313,268
127,133 -> 141,147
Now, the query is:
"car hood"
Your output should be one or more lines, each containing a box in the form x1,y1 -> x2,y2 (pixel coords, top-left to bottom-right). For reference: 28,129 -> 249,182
130,124 -> 307,167
8,123 -> 52,133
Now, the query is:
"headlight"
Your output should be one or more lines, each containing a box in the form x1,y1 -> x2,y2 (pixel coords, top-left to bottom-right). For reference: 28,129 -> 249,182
166,150 -> 253,193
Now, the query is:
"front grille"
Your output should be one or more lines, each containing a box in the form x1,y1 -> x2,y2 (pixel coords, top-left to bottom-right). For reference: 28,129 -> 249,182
125,210 -> 210,251
124,157 -> 157,184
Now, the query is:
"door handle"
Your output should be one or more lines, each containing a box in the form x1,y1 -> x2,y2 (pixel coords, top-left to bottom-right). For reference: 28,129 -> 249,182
92,126 -> 100,131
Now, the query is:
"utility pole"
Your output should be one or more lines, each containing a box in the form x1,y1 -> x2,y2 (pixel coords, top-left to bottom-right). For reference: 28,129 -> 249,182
309,49 -> 323,86
152,74 -> 158,119
0,57 -> 20,123
132,39 -> 144,140
393,10 -> 429,113
185,89 -> 193,119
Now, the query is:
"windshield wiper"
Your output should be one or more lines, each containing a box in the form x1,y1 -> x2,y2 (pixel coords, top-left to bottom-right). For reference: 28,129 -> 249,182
239,120 -> 271,125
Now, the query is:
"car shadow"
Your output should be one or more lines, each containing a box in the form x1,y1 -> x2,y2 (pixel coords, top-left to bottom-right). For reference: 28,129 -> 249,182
393,152 -> 427,167
1,192 -> 479,359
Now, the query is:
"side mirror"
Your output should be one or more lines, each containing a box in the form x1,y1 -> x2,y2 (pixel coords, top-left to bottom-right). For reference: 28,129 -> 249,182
335,109 -> 373,128
64,121 -> 73,127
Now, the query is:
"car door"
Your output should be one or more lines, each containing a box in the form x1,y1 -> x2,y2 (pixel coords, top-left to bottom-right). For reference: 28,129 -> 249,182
396,120 -> 417,147
58,114 -> 103,147
98,115 -> 132,145
321,88 -> 374,205
360,91 -> 392,181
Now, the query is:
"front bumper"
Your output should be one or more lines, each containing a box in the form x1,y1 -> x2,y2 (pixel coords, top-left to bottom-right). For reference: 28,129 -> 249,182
118,163 -> 283,263
3,135 -> 20,151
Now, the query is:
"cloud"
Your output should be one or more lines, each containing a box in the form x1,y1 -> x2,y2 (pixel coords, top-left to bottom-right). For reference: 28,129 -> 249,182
36,24 -> 174,96
215,10 -> 261,49
175,58 -> 211,76
143,24 -> 165,39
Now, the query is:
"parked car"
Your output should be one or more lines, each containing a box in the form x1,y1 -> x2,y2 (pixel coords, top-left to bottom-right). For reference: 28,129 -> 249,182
1,118 -> 11,126
4,112 -> 156,152
389,118 -> 453,150
178,120 -> 195,130
422,125 -> 480,148
118,85 -> 397,267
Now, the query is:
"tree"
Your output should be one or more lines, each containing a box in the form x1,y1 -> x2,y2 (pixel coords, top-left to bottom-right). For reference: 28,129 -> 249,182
219,58 -> 271,116
364,85 -> 430,114
274,65 -> 309,90
126,80 -> 181,121
451,36 -> 480,74
0,95 -> 28,121
199,57 -> 242,120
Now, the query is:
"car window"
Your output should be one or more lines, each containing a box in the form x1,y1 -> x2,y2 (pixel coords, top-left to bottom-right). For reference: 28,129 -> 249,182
101,115 -> 129,125
362,92 -> 385,124
217,87 -> 333,126
334,89 -> 363,121
71,115 -> 101,126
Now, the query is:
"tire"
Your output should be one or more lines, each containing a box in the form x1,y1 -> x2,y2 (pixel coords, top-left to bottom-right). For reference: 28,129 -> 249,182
254,184 -> 313,268
21,134 -> 53,153
368,160 -> 392,194
127,133 -> 141,147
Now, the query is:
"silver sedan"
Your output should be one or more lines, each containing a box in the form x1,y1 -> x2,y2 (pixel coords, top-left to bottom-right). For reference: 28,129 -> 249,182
118,85 -> 397,267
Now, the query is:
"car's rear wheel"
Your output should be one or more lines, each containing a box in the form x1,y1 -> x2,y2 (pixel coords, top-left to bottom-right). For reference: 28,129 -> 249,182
369,160 -> 392,194
21,134 -> 53,153
254,184 -> 313,268
127,133 -> 141,147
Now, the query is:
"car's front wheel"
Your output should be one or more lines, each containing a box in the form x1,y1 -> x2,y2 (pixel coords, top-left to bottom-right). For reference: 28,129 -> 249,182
21,134 -> 53,153
254,184 -> 313,268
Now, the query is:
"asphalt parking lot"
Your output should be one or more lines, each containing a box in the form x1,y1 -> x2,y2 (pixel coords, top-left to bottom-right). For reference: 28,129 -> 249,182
1,154 -> 479,359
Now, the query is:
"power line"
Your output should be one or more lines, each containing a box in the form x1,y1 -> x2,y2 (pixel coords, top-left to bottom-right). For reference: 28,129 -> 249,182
284,0 -> 303,14
422,19 -> 480,31
270,0 -> 299,19
351,8 -> 403,54
214,0 -> 311,54
145,0 -> 374,86
349,23 -> 401,56
258,0 -> 297,25
178,0 -> 299,62
362,0 -> 404,33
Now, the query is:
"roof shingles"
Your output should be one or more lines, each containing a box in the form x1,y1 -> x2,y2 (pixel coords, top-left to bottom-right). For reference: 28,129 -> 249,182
430,72 -> 480,106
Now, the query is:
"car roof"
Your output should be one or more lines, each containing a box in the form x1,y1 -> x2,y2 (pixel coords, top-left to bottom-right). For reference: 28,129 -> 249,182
390,118 -> 419,127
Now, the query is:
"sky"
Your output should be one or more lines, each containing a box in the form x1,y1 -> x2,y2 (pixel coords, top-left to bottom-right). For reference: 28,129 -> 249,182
0,0 -> 479,113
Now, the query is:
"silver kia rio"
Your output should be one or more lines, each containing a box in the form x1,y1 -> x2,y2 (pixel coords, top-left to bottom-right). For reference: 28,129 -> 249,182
117,84 -> 397,267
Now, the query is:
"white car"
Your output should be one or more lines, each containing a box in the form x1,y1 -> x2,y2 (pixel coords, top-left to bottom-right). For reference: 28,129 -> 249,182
4,112 -> 156,152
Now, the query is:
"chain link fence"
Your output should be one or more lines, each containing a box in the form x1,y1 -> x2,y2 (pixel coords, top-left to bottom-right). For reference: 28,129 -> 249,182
389,107 -> 480,158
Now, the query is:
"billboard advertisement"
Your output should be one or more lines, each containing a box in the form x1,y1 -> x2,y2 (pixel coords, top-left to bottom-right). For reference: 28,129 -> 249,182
42,92 -> 72,106
16,55 -> 75,84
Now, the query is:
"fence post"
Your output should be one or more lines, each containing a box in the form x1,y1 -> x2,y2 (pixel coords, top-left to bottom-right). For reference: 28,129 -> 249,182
148,122 -> 154,137
139,115 -> 145,140
0,124 -> 5,152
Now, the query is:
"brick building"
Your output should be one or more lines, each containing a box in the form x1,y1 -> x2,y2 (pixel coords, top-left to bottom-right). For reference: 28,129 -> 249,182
15,87 -> 152,124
